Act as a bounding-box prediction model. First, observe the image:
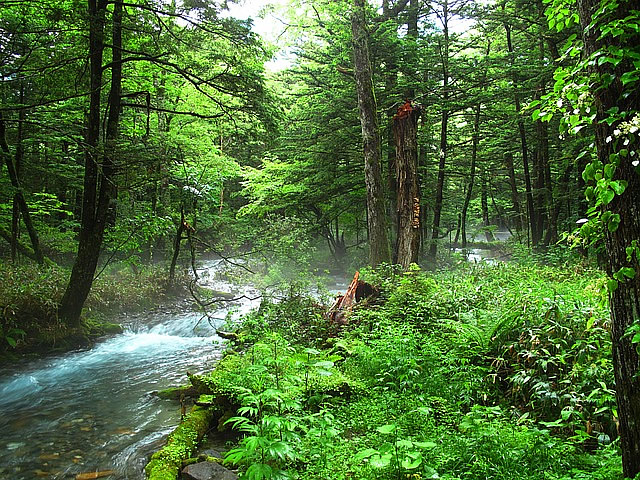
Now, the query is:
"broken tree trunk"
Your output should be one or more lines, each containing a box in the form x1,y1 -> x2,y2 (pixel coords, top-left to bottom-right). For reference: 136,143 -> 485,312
393,100 -> 422,269
326,272 -> 377,325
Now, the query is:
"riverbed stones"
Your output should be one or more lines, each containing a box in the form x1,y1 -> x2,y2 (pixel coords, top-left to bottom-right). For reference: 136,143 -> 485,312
181,461 -> 237,480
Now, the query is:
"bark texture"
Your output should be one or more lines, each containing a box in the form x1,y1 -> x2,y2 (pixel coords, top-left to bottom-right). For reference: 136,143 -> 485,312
504,16 -> 536,245
59,0 -> 121,326
461,103 -> 480,247
577,0 -> 640,476
352,0 -> 391,266
393,101 -> 421,268
504,152 -> 522,232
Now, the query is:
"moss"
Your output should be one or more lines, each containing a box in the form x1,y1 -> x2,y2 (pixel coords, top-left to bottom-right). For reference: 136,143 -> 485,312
145,405 -> 219,480
308,371 -> 366,400
181,454 -> 224,467
155,385 -> 198,400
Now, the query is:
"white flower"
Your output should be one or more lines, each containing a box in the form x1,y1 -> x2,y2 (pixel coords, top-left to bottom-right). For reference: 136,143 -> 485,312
614,129 -> 621,136
557,98 -> 563,108
632,160 -> 639,167
573,108 -> 580,115
624,138 -> 630,146
631,126 -> 639,133
606,136 -> 612,143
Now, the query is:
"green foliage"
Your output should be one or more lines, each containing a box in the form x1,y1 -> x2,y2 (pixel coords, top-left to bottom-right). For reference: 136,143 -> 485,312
0,261 -> 67,349
209,334 -> 350,479
207,258 -> 622,480
354,423 -> 437,478
537,0 -> 640,268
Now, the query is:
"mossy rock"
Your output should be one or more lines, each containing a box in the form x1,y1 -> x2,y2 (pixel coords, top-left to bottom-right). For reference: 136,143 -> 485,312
155,385 -> 199,401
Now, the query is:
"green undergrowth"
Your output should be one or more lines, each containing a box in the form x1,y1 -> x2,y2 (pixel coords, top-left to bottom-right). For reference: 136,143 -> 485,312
211,260 -> 622,480
0,261 -> 185,357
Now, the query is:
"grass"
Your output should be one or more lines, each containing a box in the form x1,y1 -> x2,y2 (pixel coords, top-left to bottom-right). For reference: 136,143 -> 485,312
205,259 -> 622,480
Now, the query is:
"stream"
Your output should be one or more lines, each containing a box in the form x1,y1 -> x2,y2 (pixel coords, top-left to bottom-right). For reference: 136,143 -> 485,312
0,261 -> 263,480
0,251 -> 494,479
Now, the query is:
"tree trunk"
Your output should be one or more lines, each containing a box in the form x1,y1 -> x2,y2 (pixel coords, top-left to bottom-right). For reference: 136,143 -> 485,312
545,160 -> 572,245
461,104 -> 480,247
0,112 -> 45,266
59,0 -> 121,327
352,0 -> 391,267
393,101 -> 421,268
481,167 -> 494,242
504,152 -> 522,232
577,0 -> 640,477
504,17 -> 536,245
429,9 -> 450,261
169,212 -> 187,285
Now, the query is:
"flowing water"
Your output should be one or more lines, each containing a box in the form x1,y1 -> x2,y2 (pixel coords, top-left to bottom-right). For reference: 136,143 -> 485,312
0,254 -> 487,479
0,260 -> 262,480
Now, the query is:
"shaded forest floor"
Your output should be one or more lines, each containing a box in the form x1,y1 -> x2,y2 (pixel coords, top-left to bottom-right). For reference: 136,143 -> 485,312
194,258 -> 622,480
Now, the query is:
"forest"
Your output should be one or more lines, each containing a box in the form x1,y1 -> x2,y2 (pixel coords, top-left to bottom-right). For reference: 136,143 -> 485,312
0,0 -> 639,479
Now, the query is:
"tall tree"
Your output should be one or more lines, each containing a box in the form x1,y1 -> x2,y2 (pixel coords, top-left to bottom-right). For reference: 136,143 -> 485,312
58,0 -> 120,326
503,5 -> 537,246
544,0 -> 640,475
428,0 -> 451,261
351,0 -> 391,266
0,112 -> 46,265
575,1 -> 640,476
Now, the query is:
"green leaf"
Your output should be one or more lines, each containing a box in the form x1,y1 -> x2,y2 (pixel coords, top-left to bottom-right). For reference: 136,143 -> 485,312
245,463 -> 273,480
607,278 -> 619,293
604,163 -> 615,179
376,424 -> 397,434
621,70 -> 640,86
610,180 -> 627,195
413,441 -> 437,449
583,163 -> 595,181
619,267 -> 636,279
370,453 -> 392,469
608,213 -> 621,232
601,188 -> 615,205
401,453 -> 423,470
354,448 -> 378,462
585,186 -> 595,202
396,439 -> 413,449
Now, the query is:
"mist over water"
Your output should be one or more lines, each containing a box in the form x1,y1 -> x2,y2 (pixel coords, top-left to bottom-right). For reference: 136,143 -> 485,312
0,261 -> 261,480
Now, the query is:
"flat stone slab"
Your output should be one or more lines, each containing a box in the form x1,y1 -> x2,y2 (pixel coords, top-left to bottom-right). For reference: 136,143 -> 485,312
182,461 -> 237,480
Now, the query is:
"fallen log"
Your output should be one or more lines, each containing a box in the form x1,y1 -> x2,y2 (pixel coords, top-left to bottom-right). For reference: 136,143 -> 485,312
145,400 -> 219,480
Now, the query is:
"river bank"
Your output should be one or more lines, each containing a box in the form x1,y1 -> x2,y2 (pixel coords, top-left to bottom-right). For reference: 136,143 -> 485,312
155,260 -> 623,480
0,261 -> 193,361
0,260 -> 262,479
